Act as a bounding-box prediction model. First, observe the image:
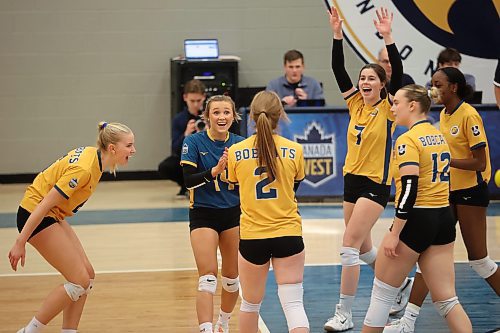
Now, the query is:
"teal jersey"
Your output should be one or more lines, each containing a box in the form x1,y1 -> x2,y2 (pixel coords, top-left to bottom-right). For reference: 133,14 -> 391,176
181,131 -> 244,209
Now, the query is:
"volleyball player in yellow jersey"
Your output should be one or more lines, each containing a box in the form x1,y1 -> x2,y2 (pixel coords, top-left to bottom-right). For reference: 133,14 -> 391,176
361,85 -> 471,333
227,91 -> 308,333
385,68 -> 498,333
324,7 -> 412,331
437,68 -> 498,293
8,122 -> 135,333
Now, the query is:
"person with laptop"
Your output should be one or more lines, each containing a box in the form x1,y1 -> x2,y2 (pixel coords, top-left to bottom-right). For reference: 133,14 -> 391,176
425,48 -> 476,92
266,49 -> 324,107
158,79 -> 206,198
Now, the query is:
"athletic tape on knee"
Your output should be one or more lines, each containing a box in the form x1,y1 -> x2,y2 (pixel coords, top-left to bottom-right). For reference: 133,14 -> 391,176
360,247 -> 377,266
85,278 -> 94,295
278,283 -> 309,331
221,276 -> 239,293
364,277 -> 400,327
64,282 -> 86,301
469,256 -> 498,279
433,296 -> 459,317
198,274 -> 217,295
240,298 -> 261,313
416,262 -> 422,274
340,246 -> 360,266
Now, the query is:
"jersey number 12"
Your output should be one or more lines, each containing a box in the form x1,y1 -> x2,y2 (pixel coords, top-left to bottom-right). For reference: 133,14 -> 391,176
431,152 -> 451,182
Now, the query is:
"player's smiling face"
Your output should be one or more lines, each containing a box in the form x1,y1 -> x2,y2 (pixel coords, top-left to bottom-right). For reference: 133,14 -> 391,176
358,68 -> 383,101
207,101 -> 234,137
113,132 -> 136,165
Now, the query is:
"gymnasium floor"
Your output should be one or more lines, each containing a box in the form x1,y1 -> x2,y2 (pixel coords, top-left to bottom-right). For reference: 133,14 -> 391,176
0,180 -> 498,332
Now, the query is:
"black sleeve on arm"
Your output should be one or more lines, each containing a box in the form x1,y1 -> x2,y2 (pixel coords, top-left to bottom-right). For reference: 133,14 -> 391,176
331,39 -> 354,93
387,43 -> 403,95
395,175 -> 419,220
182,165 -> 214,190
293,180 -> 302,193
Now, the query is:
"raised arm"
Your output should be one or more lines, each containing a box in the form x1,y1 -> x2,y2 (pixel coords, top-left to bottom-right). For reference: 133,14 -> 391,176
374,7 -> 403,99
328,7 -> 355,98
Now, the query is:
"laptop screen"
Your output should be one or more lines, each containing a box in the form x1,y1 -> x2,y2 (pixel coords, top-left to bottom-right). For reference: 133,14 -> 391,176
184,39 -> 219,60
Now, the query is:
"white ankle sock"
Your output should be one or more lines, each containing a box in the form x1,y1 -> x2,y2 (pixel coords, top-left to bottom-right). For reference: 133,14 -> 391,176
199,322 -> 213,333
218,309 -> 231,325
339,294 -> 355,313
61,330 -> 78,333
403,303 -> 420,327
25,317 -> 46,333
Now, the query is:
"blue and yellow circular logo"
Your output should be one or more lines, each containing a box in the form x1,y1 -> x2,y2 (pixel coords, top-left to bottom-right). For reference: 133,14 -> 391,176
330,0 -> 499,102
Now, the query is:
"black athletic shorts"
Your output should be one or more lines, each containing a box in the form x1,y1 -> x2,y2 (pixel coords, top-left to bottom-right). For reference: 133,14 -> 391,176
399,207 -> 456,253
239,236 -> 305,265
343,173 -> 391,208
17,206 -> 59,240
449,181 -> 489,207
189,205 -> 240,234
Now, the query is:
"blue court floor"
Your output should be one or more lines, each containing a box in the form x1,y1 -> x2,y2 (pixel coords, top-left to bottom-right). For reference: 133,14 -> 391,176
261,264 -> 499,333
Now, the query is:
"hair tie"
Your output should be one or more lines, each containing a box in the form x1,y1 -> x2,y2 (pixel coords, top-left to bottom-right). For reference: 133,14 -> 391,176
101,122 -> 108,129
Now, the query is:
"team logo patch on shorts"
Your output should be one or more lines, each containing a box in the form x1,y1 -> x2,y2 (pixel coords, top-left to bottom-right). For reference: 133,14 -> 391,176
450,126 -> 459,136
69,178 -> 78,189
398,144 -> 406,155
182,143 -> 188,155
471,125 -> 480,136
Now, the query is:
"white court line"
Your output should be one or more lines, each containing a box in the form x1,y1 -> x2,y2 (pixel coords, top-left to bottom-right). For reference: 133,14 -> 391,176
258,316 -> 271,333
0,260 -> 475,277
0,266 -> 197,278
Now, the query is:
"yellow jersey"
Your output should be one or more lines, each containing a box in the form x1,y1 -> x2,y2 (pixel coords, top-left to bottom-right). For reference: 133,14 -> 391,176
20,146 -> 103,220
439,101 -> 491,191
394,120 -> 450,207
227,135 -> 305,240
344,91 -> 395,185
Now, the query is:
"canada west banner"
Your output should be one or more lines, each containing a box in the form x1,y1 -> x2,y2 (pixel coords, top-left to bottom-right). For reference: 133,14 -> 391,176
244,110 -> 348,197
328,0 -> 499,103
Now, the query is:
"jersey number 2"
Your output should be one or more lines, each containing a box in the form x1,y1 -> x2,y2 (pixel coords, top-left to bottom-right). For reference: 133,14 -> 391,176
431,152 -> 451,182
254,167 -> 277,199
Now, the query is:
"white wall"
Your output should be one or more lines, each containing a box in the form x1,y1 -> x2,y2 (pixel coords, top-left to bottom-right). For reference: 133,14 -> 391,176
0,0 -> 362,174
